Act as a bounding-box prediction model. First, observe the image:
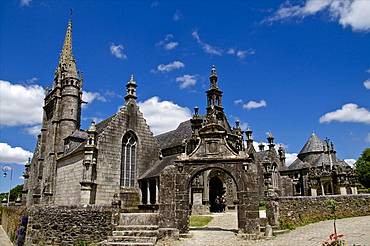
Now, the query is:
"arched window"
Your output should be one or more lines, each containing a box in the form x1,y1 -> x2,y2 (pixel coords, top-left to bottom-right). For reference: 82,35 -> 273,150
120,132 -> 137,187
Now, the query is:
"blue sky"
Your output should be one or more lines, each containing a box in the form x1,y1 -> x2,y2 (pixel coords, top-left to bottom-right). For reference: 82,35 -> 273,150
1,0 -> 369,194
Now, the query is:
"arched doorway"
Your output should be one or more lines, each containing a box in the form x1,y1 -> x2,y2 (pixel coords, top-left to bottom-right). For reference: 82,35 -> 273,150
209,177 -> 224,212
158,162 -> 261,239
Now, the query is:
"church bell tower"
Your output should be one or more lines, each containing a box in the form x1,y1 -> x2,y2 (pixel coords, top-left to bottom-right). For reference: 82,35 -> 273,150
25,15 -> 83,205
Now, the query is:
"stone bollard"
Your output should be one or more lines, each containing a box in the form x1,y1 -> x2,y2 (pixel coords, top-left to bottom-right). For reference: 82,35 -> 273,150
265,224 -> 274,239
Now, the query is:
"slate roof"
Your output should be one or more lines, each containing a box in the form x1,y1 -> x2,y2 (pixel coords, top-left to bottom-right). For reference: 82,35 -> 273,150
69,130 -> 87,140
299,133 -> 325,155
155,120 -> 193,149
139,155 -> 178,179
289,133 -> 350,170
61,114 -> 116,157
95,114 -> 115,134
288,158 -> 310,170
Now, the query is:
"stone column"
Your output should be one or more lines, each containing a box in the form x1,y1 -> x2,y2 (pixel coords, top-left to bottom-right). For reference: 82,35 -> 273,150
311,188 -> 317,196
147,180 -> 150,205
236,191 -> 260,240
158,166 -> 180,240
155,178 -> 159,204
321,181 -> 325,196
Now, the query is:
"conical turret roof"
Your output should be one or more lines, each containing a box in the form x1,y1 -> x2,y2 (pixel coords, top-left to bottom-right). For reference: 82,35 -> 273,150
298,133 -> 325,155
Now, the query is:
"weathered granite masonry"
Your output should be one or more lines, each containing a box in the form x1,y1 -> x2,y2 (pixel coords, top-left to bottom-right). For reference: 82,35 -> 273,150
26,205 -> 113,245
278,194 -> 370,227
1,205 -> 27,244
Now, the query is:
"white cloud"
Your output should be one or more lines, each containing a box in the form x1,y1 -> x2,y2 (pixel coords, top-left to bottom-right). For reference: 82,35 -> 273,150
0,143 -> 32,165
156,35 -> 179,50
152,61 -> 185,73
151,2 -> 158,8
242,100 -> 267,110
192,31 -> 254,58
344,158 -> 356,167
227,48 -> 255,58
0,80 -> 44,126
24,125 -> 42,136
82,117 -> 104,124
250,140 -> 297,165
319,103 -> 370,124
20,0 -> 31,7
192,30 -> 222,56
173,10 -> 182,21
109,43 -> 127,59
176,75 -> 197,89
364,79 -> 370,89
82,91 -> 107,108
285,153 -> 298,165
165,42 -> 179,50
366,133 -> 370,142
264,0 -> 370,32
236,49 -> 255,58
137,96 -> 192,135
234,99 -> 243,105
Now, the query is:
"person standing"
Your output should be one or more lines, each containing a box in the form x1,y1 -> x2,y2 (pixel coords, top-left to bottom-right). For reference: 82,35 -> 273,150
220,196 -> 227,212
215,196 -> 221,212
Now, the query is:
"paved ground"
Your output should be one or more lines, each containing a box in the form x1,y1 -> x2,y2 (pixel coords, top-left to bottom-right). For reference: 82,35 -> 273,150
1,213 -> 369,245
157,212 -> 370,246
0,226 -> 13,246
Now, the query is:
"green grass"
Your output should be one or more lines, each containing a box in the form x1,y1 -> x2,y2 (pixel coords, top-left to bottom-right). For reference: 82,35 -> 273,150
189,216 -> 214,227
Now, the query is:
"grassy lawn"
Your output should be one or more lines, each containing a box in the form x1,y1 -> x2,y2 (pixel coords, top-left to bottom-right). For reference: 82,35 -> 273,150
189,215 -> 214,227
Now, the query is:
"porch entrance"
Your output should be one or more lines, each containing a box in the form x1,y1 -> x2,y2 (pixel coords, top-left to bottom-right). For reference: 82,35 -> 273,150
209,176 -> 224,212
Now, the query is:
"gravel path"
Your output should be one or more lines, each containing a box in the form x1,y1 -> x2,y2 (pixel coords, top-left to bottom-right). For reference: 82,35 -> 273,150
157,212 -> 370,246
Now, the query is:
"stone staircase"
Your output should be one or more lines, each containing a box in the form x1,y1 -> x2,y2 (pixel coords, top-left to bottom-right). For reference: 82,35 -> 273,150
103,213 -> 159,246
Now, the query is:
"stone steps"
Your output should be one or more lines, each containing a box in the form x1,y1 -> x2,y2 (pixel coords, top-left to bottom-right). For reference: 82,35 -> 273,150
107,227 -> 158,245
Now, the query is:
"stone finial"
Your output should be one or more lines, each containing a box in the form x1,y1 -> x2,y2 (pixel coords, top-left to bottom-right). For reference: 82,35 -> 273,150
259,141 -> 265,151
125,75 -> 138,101
88,121 -> 96,132
210,65 -> 218,88
194,106 -> 199,116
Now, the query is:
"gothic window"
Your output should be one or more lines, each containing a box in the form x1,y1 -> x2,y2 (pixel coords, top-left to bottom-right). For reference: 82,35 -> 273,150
120,132 -> 137,187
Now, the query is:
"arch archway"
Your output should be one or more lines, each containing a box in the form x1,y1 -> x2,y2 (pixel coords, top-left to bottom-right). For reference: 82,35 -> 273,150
158,161 -> 261,239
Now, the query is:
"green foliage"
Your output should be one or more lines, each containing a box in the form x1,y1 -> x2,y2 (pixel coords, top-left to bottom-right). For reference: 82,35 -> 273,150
279,220 -> 296,230
258,201 -> 266,210
324,199 -> 338,215
355,148 -> 370,188
189,215 -> 213,227
0,184 -> 24,202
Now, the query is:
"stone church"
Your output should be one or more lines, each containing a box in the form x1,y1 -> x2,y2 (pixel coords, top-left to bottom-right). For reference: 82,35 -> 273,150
23,18 -> 356,232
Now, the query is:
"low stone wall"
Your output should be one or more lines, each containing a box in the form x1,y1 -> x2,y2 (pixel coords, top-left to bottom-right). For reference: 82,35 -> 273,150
278,194 -> 370,228
26,205 -> 114,245
0,205 -> 28,243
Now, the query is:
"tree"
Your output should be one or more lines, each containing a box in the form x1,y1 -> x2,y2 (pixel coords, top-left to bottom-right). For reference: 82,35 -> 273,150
355,148 -> 370,189
0,184 -> 23,202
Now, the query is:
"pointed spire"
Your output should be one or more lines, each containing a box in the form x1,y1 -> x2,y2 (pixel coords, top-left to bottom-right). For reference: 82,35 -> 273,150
53,15 -> 79,88
60,18 -> 74,67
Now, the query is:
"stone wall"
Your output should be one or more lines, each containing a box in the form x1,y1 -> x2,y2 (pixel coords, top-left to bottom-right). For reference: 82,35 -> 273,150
26,205 -> 113,245
1,205 -> 27,244
278,194 -> 370,227
55,156 -> 84,205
